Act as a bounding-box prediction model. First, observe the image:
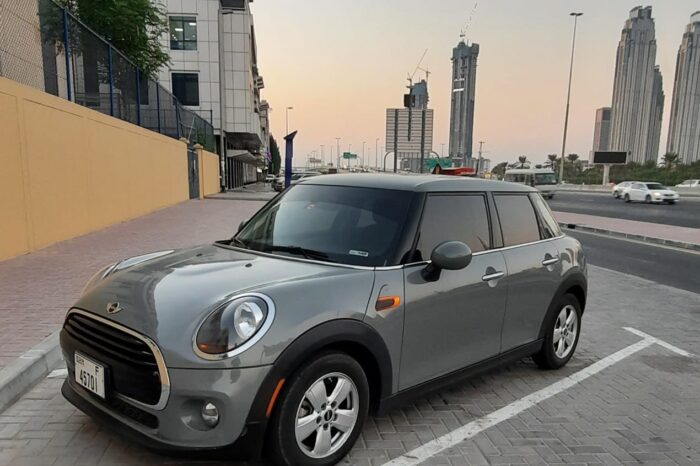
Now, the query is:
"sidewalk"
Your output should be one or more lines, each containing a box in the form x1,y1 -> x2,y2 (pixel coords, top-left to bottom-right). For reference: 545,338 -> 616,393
554,211 -> 700,250
0,200 -> 263,373
208,182 -> 276,201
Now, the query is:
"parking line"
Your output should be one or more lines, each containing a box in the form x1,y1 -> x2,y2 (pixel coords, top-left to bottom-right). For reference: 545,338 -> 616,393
381,329 -> 692,466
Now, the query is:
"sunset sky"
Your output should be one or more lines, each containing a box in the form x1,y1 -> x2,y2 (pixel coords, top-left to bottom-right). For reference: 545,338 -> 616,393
253,1 -> 699,167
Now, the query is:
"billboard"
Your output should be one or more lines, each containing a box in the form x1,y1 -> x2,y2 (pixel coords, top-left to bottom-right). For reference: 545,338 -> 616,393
592,151 -> 627,164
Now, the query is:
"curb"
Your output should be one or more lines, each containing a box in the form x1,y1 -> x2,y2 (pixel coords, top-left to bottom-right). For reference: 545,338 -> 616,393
559,222 -> 700,252
205,195 -> 275,202
0,331 -> 63,413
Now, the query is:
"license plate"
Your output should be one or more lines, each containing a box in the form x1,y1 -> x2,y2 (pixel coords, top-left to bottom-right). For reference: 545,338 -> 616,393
74,352 -> 105,398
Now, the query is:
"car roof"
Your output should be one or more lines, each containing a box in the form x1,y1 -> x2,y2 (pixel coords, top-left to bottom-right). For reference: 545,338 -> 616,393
504,168 -> 555,174
299,173 -> 536,193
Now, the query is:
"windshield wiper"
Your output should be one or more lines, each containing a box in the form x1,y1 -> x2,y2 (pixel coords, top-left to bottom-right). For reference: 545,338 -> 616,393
268,245 -> 336,263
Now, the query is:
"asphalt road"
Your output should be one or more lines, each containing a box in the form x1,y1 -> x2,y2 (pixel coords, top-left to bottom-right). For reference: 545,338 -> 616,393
567,229 -> 700,294
548,191 -> 700,228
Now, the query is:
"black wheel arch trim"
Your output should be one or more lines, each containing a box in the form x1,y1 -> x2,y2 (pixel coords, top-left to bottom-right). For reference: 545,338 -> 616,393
538,270 -> 587,340
241,318 -> 393,458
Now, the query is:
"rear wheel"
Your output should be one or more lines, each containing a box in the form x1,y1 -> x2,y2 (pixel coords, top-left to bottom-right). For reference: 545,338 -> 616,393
533,293 -> 582,370
645,195 -> 652,204
624,193 -> 631,203
613,191 -> 620,199
269,352 -> 369,466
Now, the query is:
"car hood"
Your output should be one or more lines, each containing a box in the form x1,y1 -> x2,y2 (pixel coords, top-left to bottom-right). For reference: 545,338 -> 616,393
74,244 -> 375,368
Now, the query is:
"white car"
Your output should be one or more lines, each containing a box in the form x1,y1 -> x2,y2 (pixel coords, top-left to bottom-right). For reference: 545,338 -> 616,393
611,181 -> 641,198
676,179 -> 699,188
622,182 -> 680,204
273,172 -> 321,192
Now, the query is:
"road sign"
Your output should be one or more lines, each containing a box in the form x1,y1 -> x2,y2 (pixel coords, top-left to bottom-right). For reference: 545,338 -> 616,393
342,152 -> 357,159
593,151 -> 627,165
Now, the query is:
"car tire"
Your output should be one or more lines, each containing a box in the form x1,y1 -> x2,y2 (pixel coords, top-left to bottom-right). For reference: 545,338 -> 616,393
624,193 -> 631,203
645,195 -> 652,204
533,293 -> 582,370
613,191 -> 619,199
669,200 -> 677,205
269,352 -> 369,466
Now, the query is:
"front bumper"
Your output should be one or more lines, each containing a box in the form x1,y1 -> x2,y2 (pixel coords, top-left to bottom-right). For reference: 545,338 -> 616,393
60,331 -> 271,452
652,193 -> 679,203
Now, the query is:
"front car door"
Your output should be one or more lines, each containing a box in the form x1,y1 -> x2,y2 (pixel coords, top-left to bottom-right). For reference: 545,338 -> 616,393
629,183 -> 646,201
494,193 -> 563,351
399,193 -> 508,390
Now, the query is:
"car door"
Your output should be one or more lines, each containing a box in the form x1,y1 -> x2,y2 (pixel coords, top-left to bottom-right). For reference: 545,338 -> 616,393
629,183 -> 645,201
494,193 -> 563,351
399,193 -> 508,390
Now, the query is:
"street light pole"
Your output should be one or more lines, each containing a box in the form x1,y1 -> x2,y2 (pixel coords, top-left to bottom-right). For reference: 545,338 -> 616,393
335,137 -> 341,169
559,12 -> 583,185
320,144 -> 325,165
375,138 -> 379,170
285,106 -> 293,136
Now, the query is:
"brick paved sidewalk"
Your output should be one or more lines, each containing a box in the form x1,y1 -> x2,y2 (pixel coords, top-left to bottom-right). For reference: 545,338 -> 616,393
554,211 -> 700,247
0,200 -> 264,372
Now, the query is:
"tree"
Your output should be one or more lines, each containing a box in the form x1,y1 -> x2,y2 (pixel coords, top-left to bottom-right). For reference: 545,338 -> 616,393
567,153 -> 579,163
547,154 -> 558,163
661,152 -> 679,170
492,162 -> 508,178
517,155 -> 529,168
269,135 -> 281,176
56,0 -> 170,76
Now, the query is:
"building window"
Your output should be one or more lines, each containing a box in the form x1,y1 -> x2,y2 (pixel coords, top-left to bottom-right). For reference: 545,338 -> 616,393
170,16 -> 197,50
172,73 -> 199,106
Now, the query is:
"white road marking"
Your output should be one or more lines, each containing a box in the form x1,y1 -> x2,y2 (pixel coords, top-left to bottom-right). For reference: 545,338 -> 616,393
624,327 -> 694,357
381,329 -> 692,466
47,368 -> 68,379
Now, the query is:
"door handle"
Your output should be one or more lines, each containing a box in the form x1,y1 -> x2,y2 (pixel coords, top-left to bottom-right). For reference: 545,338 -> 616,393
482,271 -> 505,282
542,257 -> 560,266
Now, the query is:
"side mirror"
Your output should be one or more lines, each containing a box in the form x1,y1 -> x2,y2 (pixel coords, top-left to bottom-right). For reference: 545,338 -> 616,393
421,241 -> 473,282
237,219 -> 249,233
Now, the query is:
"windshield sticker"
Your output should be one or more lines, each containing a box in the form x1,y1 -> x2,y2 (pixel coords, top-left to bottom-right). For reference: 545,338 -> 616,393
348,250 -> 369,257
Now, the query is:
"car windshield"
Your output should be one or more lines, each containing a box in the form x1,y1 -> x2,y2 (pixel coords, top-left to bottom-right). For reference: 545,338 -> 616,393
234,184 -> 413,266
535,173 -> 558,185
646,183 -> 664,190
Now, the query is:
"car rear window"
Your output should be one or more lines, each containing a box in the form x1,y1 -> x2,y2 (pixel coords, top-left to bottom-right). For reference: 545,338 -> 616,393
494,194 -> 541,246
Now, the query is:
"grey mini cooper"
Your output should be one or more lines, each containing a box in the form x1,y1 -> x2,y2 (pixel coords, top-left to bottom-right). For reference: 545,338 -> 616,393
60,174 -> 587,465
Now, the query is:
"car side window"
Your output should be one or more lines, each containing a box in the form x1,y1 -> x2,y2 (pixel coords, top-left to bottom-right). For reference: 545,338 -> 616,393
530,193 -> 562,239
414,194 -> 490,262
494,194 -> 541,247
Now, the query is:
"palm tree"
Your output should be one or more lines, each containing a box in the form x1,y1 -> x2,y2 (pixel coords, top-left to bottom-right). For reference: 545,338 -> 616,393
567,153 -> 579,163
517,155 -> 529,168
661,152 -> 679,169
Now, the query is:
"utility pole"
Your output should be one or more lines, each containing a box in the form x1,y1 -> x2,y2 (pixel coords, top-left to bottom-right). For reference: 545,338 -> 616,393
375,138 -> 379,170
560,12 -> 583,185
320,145 -> 325,165
335,137 -> 341,169
362,141 -> 366,169
477,141 -> 485,176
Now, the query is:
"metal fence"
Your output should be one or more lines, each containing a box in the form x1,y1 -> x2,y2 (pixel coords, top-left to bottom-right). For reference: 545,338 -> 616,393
0,0 -> 215,152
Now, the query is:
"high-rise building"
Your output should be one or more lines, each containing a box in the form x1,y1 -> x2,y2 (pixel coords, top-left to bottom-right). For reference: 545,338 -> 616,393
386,80 -> 434,173
448,41 -> 479,165
592,107 -> 612,156
667,12 -> 700,165
609,6 -> 663,164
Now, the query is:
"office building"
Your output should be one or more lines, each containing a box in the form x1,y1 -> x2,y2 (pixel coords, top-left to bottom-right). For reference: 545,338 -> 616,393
386,81 -> 434,173
156,0 -> 267,188
448,41 -> 479,165
592,107 -> 612,157
609,6 -> 663,164
667,12 -> 700,164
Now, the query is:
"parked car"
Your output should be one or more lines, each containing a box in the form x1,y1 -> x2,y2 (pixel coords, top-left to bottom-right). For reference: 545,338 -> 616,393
503,168 -> 558,199
273,172 -> 321,192
265,174 -> 276,183
611,181 -> 639,198
676,179 -> 699,188
621,182 -> 680,204
59,175 -> 587,465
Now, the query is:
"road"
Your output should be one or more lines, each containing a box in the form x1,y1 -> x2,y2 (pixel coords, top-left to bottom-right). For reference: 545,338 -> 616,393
548,191 -> 700,228
567,229 -> 700,294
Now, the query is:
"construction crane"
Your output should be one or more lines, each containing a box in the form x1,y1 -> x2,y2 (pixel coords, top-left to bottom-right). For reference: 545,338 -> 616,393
459,2 -> 479,41
407,48 -> 428,88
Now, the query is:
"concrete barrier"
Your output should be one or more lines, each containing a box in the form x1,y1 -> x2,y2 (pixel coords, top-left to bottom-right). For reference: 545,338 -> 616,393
556,184 -> 700,197
0,77 -> 189,261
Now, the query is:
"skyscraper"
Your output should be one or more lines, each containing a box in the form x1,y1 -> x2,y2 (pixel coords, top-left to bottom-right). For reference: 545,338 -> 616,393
448,41 -> 479,165
609,6 -> 663,164
592,107 -> 612,154
667,12 -> 700,165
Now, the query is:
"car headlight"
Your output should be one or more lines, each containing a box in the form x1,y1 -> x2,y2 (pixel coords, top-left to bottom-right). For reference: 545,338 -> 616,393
653,192 -> 661,196
195,295 -> 275,358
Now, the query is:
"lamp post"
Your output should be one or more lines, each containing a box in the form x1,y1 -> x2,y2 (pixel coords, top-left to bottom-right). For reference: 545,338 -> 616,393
559,12 -> 583,185
375,138 -> 379,170
320,144 -> 325,165
336,137 -> 341,169
285,106 -> 293,136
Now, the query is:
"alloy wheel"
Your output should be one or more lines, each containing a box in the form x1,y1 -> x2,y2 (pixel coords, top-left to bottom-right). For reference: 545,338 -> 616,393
295,372 -> 359,459
552,305 -> 578,359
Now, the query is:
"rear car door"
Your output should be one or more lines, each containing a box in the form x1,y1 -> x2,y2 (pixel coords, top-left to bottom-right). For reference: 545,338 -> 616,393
629,183 -> 646,201
399,193 -> 508,390
494,193 -> 562,351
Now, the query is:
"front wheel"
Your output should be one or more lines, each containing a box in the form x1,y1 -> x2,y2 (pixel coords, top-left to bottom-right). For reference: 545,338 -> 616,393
645,195 -> 652,204
533,294 -> 582,370
269,352 -> 369,466
624,193 -> 631,203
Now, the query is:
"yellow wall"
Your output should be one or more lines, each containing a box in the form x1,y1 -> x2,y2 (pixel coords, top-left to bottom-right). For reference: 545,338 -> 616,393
0,77 -> 189,261
198,148 -> 221,197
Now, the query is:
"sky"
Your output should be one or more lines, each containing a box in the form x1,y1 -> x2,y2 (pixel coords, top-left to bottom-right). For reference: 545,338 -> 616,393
252,1 -> 699,167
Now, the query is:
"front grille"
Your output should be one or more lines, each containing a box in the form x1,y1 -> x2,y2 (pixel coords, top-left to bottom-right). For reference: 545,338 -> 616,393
64,313 -> 162,405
